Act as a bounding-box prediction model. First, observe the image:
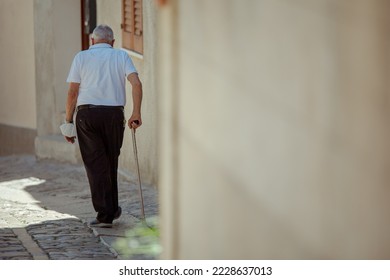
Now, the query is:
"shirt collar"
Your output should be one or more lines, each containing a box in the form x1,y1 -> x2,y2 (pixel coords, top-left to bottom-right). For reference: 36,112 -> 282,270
89,43 -> 113,49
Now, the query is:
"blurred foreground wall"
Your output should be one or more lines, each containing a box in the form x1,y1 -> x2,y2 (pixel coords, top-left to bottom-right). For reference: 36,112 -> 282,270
159,0 -> 390,259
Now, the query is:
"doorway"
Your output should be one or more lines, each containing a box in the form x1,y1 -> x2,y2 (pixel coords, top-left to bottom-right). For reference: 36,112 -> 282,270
81,0 -> 97,50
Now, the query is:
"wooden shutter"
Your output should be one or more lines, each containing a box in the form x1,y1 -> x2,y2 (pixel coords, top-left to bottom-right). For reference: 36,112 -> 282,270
122,0 -> 143,54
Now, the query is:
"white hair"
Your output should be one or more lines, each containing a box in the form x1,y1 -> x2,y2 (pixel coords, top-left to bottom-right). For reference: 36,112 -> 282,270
92,24 -> 114,42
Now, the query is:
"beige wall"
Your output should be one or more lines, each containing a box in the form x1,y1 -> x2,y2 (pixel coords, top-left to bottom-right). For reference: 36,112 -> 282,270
53,0 -> 82,124
33,0 -> 81,136
0,0 -> 80,155
96,0 -> 159,186
33,0 -> 82,162
159,0 -> 390,259
0,0 -> 36,129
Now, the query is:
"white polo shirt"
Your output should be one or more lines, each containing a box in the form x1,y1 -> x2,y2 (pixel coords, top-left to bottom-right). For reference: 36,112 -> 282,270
66,43 -> 137,106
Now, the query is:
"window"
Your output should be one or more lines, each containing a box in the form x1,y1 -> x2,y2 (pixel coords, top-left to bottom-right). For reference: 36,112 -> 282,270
122,0 -> 143,54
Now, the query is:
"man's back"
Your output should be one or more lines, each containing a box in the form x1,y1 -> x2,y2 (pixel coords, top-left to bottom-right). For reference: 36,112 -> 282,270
67,43 -> 137,107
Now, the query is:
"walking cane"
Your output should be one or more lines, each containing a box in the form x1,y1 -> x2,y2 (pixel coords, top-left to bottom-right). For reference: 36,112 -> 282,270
131,121 -> 146,221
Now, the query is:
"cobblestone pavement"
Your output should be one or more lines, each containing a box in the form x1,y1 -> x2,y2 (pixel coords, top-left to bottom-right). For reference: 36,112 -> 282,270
0,154 -> 159,260
0,228 -> 32,260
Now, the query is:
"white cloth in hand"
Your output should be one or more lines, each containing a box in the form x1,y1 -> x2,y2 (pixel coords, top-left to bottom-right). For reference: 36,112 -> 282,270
60,123 -> 76,137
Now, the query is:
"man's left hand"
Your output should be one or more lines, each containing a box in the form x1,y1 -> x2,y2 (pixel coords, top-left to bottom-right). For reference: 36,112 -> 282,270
128,113 -> 142,130
65,136 -> 76,144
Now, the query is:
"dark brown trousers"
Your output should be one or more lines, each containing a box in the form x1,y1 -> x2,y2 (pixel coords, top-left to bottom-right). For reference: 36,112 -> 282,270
76,106 -> 125,223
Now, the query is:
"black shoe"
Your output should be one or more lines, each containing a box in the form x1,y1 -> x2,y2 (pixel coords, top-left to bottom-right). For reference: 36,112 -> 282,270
88,219 -> 112,228
114,206 -> 122,220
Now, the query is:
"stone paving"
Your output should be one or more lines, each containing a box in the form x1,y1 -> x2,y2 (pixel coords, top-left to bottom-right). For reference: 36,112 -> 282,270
27,220 -> 116,260
0,228 -> 32,260
0,154 -> 159,260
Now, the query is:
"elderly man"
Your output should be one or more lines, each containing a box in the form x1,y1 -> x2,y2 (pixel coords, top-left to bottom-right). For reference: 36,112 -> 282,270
63,24 -> 142,228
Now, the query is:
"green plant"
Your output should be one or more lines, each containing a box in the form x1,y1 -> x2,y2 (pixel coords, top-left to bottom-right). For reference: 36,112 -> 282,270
113,216 -> 161,259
